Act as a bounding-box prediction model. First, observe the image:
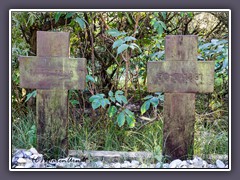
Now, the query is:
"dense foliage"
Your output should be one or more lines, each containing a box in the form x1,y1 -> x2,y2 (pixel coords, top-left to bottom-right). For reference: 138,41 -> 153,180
11,11 -> 229,158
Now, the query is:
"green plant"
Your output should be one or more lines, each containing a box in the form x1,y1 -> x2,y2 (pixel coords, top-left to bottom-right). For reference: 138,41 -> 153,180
198,38 -> 228,112
12,110 -> 36,149
140,93 -> 164,115
25,90 -> 37,102
89,90 -> 136,128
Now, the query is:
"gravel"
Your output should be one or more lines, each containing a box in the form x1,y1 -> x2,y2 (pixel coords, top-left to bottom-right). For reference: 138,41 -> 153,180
11,148 -> 229,169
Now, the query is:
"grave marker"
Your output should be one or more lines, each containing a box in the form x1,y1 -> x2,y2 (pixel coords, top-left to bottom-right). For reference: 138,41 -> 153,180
147,35 -> 214,160
19,31 -> 86,157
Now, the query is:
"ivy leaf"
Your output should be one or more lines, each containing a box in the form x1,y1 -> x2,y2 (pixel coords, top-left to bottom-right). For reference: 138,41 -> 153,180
117,111 -> 125,127
117,44 -> 129,55
141,100 -> 151,115
75,17 -> 86,29
108,105 -> 117,118
112,39 -> 125,49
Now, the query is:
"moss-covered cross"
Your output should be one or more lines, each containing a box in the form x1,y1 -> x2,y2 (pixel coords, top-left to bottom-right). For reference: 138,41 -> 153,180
19,31 -> 86,158
147,35 -> 214,160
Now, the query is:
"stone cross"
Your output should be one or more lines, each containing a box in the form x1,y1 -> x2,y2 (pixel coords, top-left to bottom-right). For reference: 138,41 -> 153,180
147,35 -> 214,160
19,31 -> 86,158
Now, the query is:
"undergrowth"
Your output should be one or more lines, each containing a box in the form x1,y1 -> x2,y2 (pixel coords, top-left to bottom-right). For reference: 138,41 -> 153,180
11,96 -> 229,160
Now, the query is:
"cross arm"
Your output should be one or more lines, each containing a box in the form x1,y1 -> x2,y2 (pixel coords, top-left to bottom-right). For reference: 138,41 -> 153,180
19,56 -> 86,90
147,61 -> 215,93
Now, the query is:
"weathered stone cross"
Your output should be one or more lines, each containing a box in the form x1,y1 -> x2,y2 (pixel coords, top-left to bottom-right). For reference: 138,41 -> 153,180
19,31 -> 86,157
147,35 -> 214,160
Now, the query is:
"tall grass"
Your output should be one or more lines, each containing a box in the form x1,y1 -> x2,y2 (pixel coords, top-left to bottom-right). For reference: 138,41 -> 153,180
12,102 -> 228,160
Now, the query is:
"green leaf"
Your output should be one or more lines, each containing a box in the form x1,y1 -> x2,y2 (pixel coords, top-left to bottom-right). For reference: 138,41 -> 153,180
117,44 -> 129,55
141,100 -> 151,115
110,97 -> 116,103
115,94 -> 122,104
129,43 -> 142,52
222,57 -> 228,69
115,90 -> 124,95
153,21 -> 159,30
117,111 -> 125,127
150,97 -> 159,107
126,115 -> 135,128
115,93 -> 128,105
124,36 -> 136,42
159,21 -> 167,30
121,96 -> 128,104
106,29 -> 126,37
187,12 -> 193,18
25,90 -> 37,102
75,17 -> 86,29
124,109 -> 134,117
89,94 -> 104,102
108,90 -> 113,97
70,100 -> 79,106
101,99 -> 110,108
108,106 -> 118,118
65,12 -> 74,19
92,99 -> 101,110
112,39 -> 125,49
54,12 -> 62,23
86,75 -> 95,83
215,77 -> 223,87
157,25 -> 163,35
143,95 -> 153,100
161,12 -> 166,20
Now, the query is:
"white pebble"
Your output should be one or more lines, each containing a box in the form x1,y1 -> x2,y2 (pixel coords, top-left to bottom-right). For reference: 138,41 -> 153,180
24,162 -> 33,168
216,160 -> 225,168
120,163 -> 128,168
202,160 -> 209,168
15,166 -> 25,168
155,162 -> 162,168
131,160 -> 140,167
17,158 -> 27,164
29,148 -> 39,155
112,162 -> 121,168
169,159 -> 182,168
95,161 -> 103,168
162,163 -> 169,168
